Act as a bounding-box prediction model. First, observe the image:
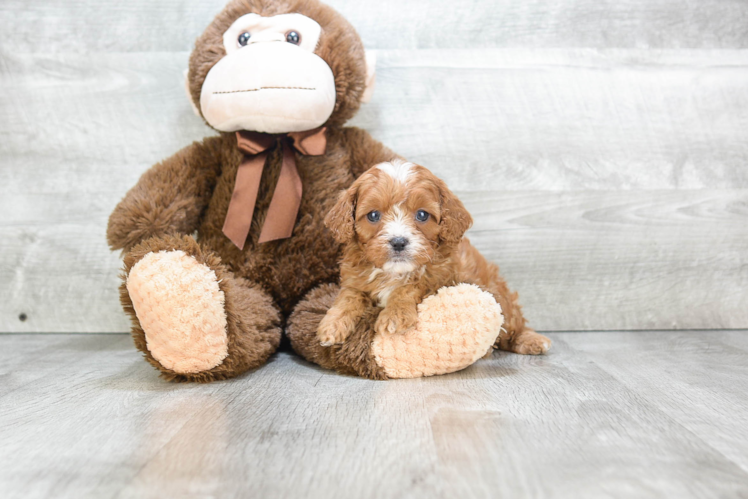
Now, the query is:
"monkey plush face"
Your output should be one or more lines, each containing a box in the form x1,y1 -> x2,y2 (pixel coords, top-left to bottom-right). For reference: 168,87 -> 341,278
188,0 -> 374,134
201,13 -> 336,133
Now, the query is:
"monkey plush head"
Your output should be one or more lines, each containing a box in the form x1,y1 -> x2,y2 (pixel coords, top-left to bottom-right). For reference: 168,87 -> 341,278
186,0 -> 375,134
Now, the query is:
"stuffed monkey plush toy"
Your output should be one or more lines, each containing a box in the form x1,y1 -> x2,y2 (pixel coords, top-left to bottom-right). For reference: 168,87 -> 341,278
107,0 -> 551,382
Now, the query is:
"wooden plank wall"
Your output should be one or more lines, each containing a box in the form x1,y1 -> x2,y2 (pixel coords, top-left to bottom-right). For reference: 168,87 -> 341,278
1,0 -> 746,333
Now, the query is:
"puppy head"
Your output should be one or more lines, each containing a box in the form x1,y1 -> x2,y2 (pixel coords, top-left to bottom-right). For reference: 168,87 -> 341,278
325,160 -> 472,274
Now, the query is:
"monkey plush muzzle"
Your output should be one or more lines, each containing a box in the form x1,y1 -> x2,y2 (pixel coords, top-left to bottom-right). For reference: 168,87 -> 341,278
200,21 -> 336,134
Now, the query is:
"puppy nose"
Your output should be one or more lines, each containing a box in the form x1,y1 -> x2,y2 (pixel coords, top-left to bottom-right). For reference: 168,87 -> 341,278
389,237 -> 409,252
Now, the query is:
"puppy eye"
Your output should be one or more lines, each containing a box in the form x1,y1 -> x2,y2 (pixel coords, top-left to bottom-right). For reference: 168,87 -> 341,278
286,31 -> 301,45
415,210 -> 430,222
238,32 -> 251,47
366,211 -> 381,223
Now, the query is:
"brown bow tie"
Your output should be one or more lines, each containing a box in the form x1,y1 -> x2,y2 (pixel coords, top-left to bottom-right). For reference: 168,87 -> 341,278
222,128 -> 327,250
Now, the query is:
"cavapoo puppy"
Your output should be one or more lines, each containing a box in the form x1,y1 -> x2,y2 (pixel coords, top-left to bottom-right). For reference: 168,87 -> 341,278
318,160 -> 551,355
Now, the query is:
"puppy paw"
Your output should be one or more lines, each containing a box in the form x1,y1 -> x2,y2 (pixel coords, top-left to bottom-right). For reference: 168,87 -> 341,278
375,306 -> 418,336
511,329 -> 552,355
317,312 -> 353,346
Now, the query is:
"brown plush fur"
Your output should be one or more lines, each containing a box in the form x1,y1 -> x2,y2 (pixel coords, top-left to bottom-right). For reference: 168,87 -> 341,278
121,235 -> 283,382
187,0 -> 367,130
109,0 -> 547,382
110,129 -> 396,381
287,283 -> 387,379
109,0 -> 396,381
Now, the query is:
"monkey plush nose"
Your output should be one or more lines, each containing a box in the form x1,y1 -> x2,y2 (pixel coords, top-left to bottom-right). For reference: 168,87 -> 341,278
389,237 -> 409,252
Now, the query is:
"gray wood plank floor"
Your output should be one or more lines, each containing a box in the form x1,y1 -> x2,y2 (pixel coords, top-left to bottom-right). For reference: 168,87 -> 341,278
1,332 -> 747,498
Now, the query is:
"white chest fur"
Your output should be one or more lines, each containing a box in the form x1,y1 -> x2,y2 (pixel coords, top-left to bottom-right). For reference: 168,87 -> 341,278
369,266 -> 425,307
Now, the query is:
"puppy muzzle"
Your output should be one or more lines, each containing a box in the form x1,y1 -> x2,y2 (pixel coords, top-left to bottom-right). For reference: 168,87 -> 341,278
389,236 -> 409,253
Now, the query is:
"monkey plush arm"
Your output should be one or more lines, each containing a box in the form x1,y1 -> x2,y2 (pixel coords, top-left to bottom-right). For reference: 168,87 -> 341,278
107,136 -> 226,252
340,127 -> 399,178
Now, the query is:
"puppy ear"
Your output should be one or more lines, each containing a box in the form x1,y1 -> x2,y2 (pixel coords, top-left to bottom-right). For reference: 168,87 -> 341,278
437,179 -> 473,244
325,184 -> 359,244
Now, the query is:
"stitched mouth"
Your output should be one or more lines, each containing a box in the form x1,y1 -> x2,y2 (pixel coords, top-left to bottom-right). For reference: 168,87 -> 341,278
213,86 -> 316,95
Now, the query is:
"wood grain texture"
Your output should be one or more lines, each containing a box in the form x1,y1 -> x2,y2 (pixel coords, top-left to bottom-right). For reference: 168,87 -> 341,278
463,189 -> 748,331
3,0 -> 748,53
1,2 -> 748,333
565,331 -> 748,475
0,47 -> 748,332
357,49 -> 748,191
1,332 -> 747,498
2,188 -> 746,332
4,50 -> 748,192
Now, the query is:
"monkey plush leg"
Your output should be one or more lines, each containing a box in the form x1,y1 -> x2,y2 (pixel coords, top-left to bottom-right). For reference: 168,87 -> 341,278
121,235 -> 281,382
457,241 -> 551,355
287,283 -> 502,379
287,283 -> 387,379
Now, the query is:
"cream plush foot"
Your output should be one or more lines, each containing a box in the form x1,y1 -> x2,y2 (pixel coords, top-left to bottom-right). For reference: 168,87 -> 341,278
370,283 -> 503,379
126,250 -> 229,374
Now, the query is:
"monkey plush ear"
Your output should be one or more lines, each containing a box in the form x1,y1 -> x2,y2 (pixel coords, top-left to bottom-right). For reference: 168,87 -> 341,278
360,50 -> 377,104
183,69 -> 201,117
325,184 -> 359,244
437,179 -> 473,244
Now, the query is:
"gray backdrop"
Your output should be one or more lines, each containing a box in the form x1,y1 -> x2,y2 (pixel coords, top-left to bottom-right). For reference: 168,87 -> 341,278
1,0 -> 747,333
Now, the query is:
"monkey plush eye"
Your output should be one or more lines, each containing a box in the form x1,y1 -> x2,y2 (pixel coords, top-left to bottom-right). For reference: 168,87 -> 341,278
366,211 -> 381,223
415,210 -> 430,222
286,31 -> 301,45
237,32 -> 251,47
